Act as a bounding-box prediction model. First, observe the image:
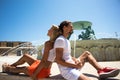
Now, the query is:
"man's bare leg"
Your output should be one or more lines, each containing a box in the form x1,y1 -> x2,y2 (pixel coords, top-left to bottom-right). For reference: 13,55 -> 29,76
78,51 -> 103,70
78,51 -> 120,78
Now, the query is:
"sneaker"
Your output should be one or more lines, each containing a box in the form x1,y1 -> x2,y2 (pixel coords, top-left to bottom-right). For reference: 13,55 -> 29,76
98,67 -> 120,78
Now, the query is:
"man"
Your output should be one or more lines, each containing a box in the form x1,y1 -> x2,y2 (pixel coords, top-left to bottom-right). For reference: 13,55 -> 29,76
54,20 -> 119,80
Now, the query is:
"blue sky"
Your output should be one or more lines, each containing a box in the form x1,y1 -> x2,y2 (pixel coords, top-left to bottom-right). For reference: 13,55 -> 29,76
0,0 -> 120,45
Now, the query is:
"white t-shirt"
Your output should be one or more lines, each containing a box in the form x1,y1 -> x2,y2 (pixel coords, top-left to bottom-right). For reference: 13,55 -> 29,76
47,49 -> 55,62
42,48 -> 55,62
54,36 -> 82,80
54,35 -> 75,68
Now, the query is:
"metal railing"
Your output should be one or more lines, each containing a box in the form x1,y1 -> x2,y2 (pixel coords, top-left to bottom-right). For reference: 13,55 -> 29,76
1,42 -> 37,56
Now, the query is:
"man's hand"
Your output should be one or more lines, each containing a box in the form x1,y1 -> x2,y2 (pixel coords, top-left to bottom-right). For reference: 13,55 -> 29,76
74,59 -> 82,69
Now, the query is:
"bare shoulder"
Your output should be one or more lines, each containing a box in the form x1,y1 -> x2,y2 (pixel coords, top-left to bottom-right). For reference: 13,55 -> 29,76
45,41 -> 54,47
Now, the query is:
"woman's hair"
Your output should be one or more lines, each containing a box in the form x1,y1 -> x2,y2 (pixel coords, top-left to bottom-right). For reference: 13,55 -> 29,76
50,25 -> 60,42
58,20 -> 72,34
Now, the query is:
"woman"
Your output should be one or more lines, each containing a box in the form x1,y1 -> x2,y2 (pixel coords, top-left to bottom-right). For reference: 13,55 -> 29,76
2,25 -> 60,80
54,20 -> 119,80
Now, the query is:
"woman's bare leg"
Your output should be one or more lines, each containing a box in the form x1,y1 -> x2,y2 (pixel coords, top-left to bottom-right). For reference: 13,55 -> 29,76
11,54 -> 36,66
78,51 -> 103,70
9,66 -> 29,75
2,64 -> 29,75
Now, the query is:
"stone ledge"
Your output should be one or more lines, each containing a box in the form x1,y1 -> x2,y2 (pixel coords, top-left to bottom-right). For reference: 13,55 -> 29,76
0,56 -> 120,80
0,73 -> 31,80
0,73 -> 65,80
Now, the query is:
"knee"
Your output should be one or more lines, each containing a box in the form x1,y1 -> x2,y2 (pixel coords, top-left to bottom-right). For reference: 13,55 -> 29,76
84,51 -> 91,55
81,51 -> 91,58
23,54 -> 29,58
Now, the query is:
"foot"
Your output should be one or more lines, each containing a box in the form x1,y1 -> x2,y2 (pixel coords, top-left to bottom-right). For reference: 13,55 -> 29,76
98,67 -> 120,78
2,63 -> 10,73
2,63 -> 19,75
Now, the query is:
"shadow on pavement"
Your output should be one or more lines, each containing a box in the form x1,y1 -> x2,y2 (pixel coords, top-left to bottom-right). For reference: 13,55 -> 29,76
84,73 -> 99,79
99,78 -> 120,80
84,73 -> 120,80
49,74 -> 65,79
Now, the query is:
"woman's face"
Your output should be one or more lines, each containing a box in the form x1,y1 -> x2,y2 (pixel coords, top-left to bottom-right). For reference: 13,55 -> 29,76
47,27 -> 54,37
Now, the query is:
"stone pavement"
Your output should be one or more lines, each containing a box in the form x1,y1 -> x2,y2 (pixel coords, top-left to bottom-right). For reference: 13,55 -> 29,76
0,56 -> 120,80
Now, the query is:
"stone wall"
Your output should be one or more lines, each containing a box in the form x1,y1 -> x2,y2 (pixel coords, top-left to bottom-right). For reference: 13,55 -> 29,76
71,39 -> 120,61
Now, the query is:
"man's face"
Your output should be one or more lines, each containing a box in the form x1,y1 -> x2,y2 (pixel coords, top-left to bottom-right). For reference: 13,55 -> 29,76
67,23 -> 73,34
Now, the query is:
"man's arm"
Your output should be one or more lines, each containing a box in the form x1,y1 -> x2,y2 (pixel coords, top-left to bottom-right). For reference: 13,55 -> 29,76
55,48 -> 81,69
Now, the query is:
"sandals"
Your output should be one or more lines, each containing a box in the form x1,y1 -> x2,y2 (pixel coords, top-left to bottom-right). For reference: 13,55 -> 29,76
2,63 -> 19,75
2,63 -> 10,73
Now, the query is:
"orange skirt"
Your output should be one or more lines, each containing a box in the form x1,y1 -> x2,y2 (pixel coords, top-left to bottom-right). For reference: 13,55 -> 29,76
28,60 -> 50,78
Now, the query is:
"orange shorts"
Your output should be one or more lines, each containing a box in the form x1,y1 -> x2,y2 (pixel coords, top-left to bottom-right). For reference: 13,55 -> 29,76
28,60 -> 50,78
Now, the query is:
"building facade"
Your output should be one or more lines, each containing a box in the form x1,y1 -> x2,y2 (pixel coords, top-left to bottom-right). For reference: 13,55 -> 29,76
0,41 -> 34,56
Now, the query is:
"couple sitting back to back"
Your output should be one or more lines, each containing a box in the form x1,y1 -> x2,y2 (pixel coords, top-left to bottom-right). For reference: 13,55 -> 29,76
2,20 -> 120,80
